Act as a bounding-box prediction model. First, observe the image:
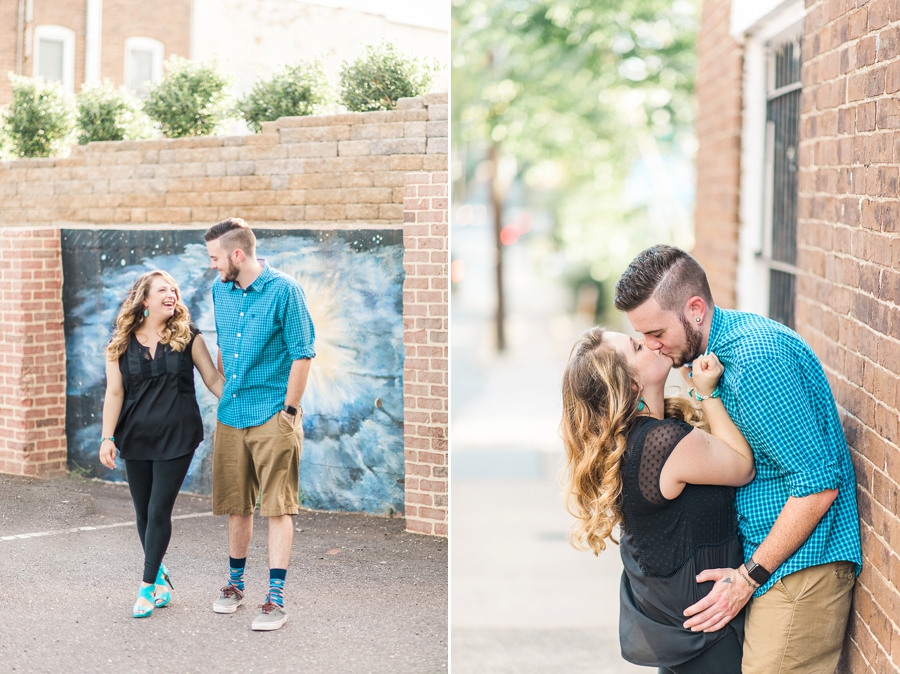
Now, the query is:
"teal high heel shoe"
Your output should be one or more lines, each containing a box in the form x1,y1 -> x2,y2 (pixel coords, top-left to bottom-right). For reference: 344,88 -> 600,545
133,583 -> 156,618
154,564 -> 174,608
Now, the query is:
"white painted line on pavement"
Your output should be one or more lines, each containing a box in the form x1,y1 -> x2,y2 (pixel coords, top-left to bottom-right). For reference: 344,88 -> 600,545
0,511 -> 215,542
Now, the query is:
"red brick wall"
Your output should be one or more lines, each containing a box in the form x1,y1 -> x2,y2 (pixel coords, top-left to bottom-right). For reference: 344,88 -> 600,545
402,170 -> 448,538
100,0 -> 192,86
0,228 -> 67,477
692,0 -> 744,309
0,1 -> 20,106
797,2 -> 900,671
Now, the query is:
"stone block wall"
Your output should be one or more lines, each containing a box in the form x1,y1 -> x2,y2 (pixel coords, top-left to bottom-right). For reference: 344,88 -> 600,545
402,171 -> 449,537
691,0 -> 744,309
0,96 -> 449,537
797,2 -> 900,671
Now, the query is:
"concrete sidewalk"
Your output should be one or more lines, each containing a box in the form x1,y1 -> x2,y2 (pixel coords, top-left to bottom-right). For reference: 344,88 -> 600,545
0,474 -> 447,674
450,218 -> 645,673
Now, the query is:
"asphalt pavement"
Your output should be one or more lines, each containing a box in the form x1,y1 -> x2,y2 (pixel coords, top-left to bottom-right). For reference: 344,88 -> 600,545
0,474 -> 447,674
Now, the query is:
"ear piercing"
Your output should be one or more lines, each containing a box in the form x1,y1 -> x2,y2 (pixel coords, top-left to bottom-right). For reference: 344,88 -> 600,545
695,317 -> 701,323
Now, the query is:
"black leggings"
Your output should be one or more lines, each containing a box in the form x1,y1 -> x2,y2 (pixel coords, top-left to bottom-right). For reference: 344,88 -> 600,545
124,452 -> 194,584
658,630 -> 743,674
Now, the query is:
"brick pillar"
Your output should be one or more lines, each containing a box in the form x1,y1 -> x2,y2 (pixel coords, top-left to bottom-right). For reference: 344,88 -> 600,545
402,171 -> 448,537
692,0 -> 744,308
0,228 -> 67,476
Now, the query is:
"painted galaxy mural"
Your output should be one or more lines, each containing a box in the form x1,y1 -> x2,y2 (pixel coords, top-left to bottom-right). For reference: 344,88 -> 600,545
61,228 -> 405,515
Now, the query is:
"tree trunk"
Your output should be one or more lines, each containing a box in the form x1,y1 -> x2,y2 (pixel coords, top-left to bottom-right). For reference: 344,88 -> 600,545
489,142 -> 506,351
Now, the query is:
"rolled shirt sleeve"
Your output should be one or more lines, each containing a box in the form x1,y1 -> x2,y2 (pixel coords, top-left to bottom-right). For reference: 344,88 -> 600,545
281,282 -> 316,361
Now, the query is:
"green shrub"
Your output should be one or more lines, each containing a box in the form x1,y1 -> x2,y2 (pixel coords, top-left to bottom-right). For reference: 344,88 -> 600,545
143,57 -> 234,138
239,59 -> 333,132
76,81 -> 151,144
0,75 -> 76,158
340,41 -> 440,112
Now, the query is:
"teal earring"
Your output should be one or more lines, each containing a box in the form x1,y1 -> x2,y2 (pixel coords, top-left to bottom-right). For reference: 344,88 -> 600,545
143,309 -> 149,317
637,397 -> 646,412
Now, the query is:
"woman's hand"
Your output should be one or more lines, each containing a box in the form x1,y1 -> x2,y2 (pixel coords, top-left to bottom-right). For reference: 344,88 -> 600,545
99,439 -> 118,470
692,352 -> 724,397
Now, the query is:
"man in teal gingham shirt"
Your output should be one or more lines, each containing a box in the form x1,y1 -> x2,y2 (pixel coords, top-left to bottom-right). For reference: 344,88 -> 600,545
205,217 -> 315,632
615,245 -> 861,674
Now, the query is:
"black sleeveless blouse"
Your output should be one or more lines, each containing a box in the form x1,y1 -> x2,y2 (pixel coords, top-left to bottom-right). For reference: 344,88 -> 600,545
618,416 -> 745,668
114,326 -> 204,461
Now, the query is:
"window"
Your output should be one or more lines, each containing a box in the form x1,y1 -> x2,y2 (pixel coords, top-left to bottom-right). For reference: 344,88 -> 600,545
125,37 -> 164,98
33,25 -> 76,92
765,37 -> 802,329
733,1 -> 805,327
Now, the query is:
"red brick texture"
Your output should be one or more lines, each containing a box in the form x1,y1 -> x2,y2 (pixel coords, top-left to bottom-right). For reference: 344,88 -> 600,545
798,2 -> 900,671
402,171 -> 448,537
692,0 -> 744,309
0,228 -> 67,477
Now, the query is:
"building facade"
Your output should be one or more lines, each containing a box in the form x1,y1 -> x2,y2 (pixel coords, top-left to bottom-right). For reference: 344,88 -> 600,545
695,0 -> 900,670
3,0 -> 191,105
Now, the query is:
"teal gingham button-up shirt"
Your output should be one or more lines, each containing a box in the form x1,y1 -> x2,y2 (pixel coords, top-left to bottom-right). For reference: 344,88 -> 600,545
212,263 -> 315,429
705,308 -> 861,597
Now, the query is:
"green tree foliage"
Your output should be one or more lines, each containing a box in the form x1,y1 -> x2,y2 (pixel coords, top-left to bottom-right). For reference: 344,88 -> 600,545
143,57 -> 234,138
340,41 -> 440,112
453,0 -> 698,286
239,59 -> 333,132
0,75 -> 76,158
76,81 -> 151,144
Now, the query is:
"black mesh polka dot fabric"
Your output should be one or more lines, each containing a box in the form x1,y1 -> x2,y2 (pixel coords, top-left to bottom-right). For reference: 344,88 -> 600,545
616,416 -> 746,668
621,417 -> 739,577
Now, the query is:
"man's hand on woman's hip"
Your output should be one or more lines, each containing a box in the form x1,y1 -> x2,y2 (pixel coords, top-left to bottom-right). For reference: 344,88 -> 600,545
683,566 -> 756,633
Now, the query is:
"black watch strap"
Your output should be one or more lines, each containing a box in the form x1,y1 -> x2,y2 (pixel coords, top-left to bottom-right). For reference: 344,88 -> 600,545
744,558 -> 771,586
282,404 -> 298,416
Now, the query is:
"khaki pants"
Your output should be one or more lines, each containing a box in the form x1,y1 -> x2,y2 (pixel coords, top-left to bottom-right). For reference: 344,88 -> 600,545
212,411 -> 303,517
742,561 -> 856,674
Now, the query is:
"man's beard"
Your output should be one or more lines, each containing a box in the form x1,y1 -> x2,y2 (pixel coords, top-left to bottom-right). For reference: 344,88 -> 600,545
669,314 -> 704,368
220,257 -> 239,283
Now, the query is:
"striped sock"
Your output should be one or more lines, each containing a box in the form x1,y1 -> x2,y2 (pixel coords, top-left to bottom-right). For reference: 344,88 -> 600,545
229,557 -> 246,592
268,568 -> 286,607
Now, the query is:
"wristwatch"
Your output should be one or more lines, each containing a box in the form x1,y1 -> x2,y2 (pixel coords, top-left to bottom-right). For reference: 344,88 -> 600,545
282,404 -> 298,417
744,557 -> 771,586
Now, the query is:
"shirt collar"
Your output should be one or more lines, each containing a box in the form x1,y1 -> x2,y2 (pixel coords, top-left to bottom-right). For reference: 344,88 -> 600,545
706,306 -> 724,355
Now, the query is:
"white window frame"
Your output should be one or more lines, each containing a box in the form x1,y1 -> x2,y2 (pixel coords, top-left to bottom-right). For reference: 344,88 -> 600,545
732,0 -> 805,316
124,37 -> 164,93
33,25 -> 76,93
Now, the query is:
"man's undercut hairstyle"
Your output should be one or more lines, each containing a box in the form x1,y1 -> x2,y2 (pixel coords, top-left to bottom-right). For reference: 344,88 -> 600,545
204,217 -> 256,258
614,245 -> 714,313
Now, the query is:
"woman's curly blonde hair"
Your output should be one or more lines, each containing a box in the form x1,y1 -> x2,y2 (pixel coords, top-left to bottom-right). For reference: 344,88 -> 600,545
106,270 -> 192,361
561,327 -> 706,555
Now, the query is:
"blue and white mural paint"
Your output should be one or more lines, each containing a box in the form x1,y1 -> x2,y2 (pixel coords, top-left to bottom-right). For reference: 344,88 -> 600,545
61,229 -> 405,515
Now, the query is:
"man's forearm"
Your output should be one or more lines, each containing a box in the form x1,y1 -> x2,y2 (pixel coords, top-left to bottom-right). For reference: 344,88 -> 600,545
749,489 -> 838,573
284,358 -> 312,407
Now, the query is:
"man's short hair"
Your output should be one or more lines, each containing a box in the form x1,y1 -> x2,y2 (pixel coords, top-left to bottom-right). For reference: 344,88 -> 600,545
204,217 -> 256,257
614,245 -> 714,313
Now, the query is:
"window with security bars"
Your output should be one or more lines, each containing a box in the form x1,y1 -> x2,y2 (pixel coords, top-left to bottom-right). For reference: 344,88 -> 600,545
765,37 -> 801,329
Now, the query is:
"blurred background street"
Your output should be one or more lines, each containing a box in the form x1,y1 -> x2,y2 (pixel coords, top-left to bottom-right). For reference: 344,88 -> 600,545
450,2 -> 699,671
450,212 -> 644,673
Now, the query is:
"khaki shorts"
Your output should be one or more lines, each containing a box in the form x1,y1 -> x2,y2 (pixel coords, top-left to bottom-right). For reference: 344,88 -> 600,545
212,411 -> 303,517
742,561 -> 856,674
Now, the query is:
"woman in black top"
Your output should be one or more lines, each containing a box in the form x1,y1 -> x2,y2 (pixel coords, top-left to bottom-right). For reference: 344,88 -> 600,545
99,270 -> 223,618
561,327 -> 754,673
